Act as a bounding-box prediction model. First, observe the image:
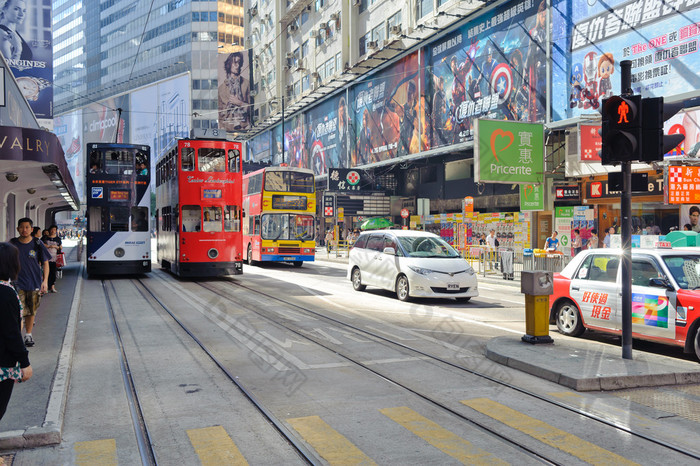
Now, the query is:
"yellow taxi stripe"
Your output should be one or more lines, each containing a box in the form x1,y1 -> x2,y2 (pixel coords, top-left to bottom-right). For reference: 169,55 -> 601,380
287,415 -> 377,465
462,398 -> 638,466
380,406 -> 508,465
187,425 -> 248,465
74,439 -> 117,466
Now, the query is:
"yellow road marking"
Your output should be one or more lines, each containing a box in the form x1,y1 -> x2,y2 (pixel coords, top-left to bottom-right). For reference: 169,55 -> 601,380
549,391 -> 656,428
462,398 -> 638,466
380,406 -> 508,465
287,415 -> 376,465
187,425 -> 248,465
74,439 -> 117,466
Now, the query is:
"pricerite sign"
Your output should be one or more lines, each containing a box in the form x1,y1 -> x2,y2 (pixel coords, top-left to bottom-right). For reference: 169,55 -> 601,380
474,119 -> 544,184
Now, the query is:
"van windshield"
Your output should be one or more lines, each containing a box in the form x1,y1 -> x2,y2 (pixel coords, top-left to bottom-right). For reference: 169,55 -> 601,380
398,236 -> 460,258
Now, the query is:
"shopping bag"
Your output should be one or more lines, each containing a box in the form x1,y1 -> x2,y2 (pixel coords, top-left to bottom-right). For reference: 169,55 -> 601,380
56,252 -> 66,268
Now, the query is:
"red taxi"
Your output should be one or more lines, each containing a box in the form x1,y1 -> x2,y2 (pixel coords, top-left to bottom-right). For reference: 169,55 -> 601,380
549,246 -> 700,360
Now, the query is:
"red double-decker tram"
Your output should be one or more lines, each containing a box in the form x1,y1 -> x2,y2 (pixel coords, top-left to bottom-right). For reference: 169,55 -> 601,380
156,137 -> 243,277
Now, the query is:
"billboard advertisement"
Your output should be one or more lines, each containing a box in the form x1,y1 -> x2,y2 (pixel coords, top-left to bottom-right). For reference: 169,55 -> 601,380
1,0 -> 53,118
53,110 -> 84,202
218,49 -> 253,132
350,52 -> 422,165
552,0 -> 700,122
305,93 -> 349,175
424,0 -> 547,147
82,95 -> 129,145
247,131 -> 271,162
130,74 -> 190,167
284,114 -> 307,169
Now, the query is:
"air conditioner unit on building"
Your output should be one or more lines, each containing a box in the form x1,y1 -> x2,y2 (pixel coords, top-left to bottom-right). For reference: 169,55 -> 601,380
311,72 -> 320,79
288,24 -> 298,33
368,40 -> 378,50
390,25 -> 401,35
330,13 -> 339,21
305,4 -> 312,11
286,85 -> 293,94
250,6 -> 258,16
296,58 -> 306,70
310,29 -> 318,37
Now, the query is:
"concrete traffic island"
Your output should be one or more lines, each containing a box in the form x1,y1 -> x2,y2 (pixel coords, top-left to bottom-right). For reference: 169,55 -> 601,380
486,335 -> 700,391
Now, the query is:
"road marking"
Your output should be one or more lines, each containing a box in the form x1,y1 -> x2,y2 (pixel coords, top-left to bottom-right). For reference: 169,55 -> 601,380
549,392 -> 657,428
187,425 -> 248,465
74,439 -> 117,466
287,415 -> 376,465
380,406 -> 507,465
462,398 -> 639,465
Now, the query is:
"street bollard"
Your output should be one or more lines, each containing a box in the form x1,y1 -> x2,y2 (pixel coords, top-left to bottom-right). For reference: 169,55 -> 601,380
521,270 -> 554,344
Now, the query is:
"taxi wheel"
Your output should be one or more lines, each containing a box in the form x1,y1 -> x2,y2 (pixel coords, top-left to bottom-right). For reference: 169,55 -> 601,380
351,267 -> 366,291
555,301 -> 585,337
247,244 -> 254,266
694,327 -> 700,361
396,275 -> 411,302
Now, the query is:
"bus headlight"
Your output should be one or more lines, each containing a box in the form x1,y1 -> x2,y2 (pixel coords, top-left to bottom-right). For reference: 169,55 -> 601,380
207,248 -> 219,259
114,248 -> 125,258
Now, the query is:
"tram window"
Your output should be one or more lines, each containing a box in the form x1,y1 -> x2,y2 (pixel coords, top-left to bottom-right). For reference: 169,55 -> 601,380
198,148 -> 225,172
203,206 -> 222,232
228,149 -> 240,172
182,205 -> 201,232
224,206 -> 240,232
136,151 -> 149,176
89,151 -> 103,174
109,206 -> 130,232
182,147 -> 194,171
88,206 -> 108,232
104,151 -> 134,175
131,207 -> 149,232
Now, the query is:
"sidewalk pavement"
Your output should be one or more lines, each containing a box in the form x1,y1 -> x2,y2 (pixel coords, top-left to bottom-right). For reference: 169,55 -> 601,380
316,248 -> 700,391
0,242 -> 81,449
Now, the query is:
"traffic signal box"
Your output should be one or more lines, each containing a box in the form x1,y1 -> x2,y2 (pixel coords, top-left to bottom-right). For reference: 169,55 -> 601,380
600,94 -> 684,165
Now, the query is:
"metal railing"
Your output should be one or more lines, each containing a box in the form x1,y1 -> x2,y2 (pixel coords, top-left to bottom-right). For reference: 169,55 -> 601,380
461,246 -> 572,281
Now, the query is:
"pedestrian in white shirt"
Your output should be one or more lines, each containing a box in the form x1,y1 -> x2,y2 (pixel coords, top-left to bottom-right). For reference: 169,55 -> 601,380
486,229 -> 497,270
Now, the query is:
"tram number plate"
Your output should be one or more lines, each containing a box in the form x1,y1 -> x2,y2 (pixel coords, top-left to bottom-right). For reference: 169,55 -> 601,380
447,283 -> 459,290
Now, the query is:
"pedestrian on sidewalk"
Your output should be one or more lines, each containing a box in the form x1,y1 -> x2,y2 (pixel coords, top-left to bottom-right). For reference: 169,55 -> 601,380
486,229 -> 498,270
43,225 -> 62,293
9,218 -> 50,348
571,229 -> 582,256
0,242 -> 33,421
325,229 -> 334,254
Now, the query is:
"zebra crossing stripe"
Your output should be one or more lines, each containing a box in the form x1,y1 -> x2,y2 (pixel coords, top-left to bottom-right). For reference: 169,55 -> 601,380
187,425 -> 248,465
74,439 -> 117,466
287,415 -> 376,465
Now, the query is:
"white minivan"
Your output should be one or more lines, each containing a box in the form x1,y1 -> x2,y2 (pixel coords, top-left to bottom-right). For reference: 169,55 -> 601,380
347,229 -> 479,302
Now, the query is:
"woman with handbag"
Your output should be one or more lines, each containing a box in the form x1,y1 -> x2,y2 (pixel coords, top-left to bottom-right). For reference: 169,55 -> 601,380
0,242 -> 33,422
42,225 -> 62,293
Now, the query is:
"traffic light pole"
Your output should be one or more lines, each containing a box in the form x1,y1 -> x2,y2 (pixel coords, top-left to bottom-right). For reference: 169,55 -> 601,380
620,60 -> 633,360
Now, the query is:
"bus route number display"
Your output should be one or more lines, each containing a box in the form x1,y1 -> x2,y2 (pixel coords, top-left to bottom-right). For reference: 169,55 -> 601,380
272,195 -> 307,210
109,190 -> 129,201
202,188 -> 222,199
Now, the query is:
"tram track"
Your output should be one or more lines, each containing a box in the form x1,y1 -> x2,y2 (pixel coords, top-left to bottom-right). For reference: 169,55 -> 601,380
192,273 -> 700,463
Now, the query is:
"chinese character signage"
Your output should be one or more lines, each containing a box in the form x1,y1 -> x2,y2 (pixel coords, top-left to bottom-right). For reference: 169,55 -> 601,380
323,195 -> 335,217
579,124 -> 602,162
475,119 -> 544,184
327,168 -> 366,191
555,185 -> 580,200
552,0 -> 700,121
520,183 -> 544,211
668,166 -> 700,204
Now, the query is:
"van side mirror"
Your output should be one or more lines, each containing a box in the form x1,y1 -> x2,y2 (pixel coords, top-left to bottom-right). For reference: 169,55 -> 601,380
649,277 -> 673,290
383,247 -> 395,255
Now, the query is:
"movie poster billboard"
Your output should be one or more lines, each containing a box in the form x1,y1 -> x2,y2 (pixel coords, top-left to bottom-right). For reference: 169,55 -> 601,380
552,0 -> 700,122
305,94 -> 349,175
54,110 -> 84,202
270,124 -> 284,166
284,114 -> 307,169
248,131 -> 271,162
1,0 -> 53,119
217,49 -> 253,132
350,52 -> 422,165
425,0 -> 547,147
82,95 -> 130,144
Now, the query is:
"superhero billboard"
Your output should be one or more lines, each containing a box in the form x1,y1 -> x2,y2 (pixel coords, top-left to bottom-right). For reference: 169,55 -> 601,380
350,52 -> 422,165
424,0 -> 547,146
284,114 -> 307,169
247,131 -> 271,162
552,0 -> 700,121
305,93 -> 349,175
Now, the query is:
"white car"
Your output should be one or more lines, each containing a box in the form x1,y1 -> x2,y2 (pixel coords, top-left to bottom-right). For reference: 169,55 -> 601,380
347,229 -> 478,302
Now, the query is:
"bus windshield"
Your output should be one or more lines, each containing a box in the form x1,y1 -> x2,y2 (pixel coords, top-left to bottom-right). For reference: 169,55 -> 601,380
264,170 -> 314,193
261,214 -> 314,241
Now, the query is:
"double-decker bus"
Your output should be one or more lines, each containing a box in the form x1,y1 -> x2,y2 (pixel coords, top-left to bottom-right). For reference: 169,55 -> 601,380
243,166 -> 315,267
85,143 -> 152,275
156,137 -> 243,277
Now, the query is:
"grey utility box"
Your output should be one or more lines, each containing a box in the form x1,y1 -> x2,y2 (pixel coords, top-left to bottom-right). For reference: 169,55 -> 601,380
521,270 -> 553,296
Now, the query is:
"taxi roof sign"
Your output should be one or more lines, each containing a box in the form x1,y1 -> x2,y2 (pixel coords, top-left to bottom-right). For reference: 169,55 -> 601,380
655,241 -> 672,249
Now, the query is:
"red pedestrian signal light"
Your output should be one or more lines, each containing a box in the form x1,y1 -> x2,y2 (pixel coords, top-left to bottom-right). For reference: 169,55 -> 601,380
600,95 -> 642,165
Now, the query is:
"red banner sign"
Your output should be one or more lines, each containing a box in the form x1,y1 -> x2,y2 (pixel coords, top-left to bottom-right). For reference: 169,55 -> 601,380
580,124 -> 602,162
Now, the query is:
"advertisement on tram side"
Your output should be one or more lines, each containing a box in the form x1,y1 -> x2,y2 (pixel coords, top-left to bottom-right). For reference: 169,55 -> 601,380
305,94 -> 349,175
350,52 -> 422,165
424,0 -> 547,147
552,0 -> 700,122
217,49 -> 254,132
1,0 -> 53,119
